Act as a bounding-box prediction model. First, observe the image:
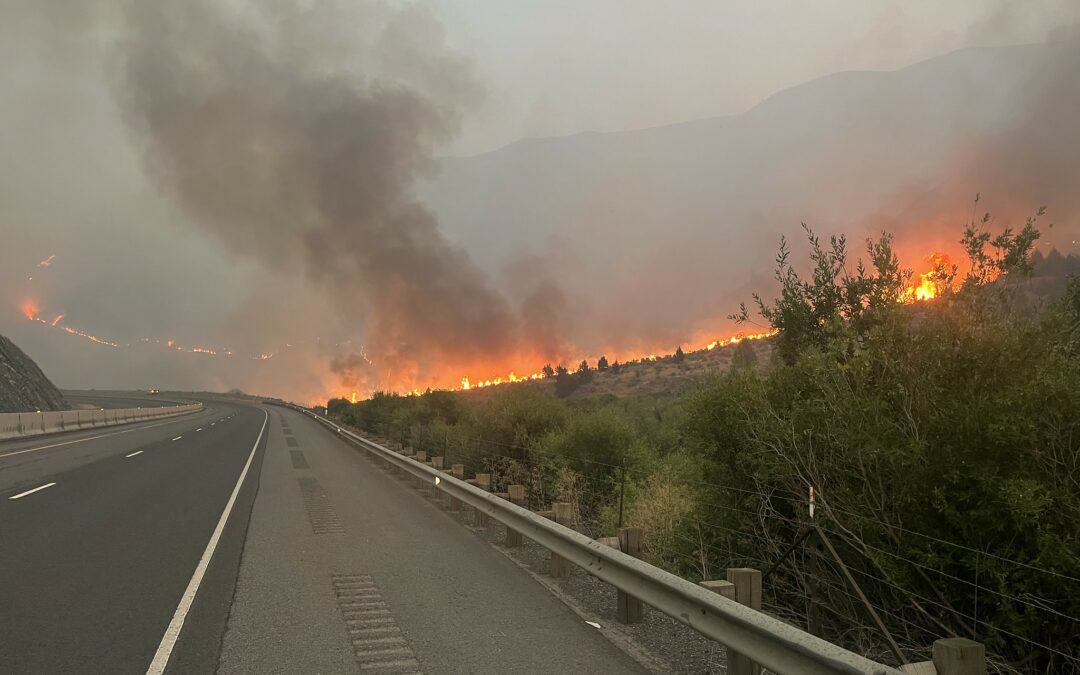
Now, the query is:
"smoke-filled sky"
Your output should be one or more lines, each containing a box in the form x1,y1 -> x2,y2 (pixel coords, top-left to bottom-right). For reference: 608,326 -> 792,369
1,1 -> 1079,403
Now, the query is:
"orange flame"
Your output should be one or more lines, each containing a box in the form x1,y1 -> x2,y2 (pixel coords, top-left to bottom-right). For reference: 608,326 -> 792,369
21,302 -> 38,320
451,330 -> 775,395
904,252 -> 953,303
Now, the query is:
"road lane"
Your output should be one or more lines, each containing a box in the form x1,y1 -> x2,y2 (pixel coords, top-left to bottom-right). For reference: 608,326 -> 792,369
0,400 -> 267,674
62,391 -> 183,409
0,406 -> 218,497
219,405 -> 645,674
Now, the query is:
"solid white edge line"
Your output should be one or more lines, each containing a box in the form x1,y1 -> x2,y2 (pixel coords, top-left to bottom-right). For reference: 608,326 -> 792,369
172,436 -> 183,441
146,407 -> 267,675
195,428 -> 202,432
9,482 -> 57,500
126,450 -> 144,458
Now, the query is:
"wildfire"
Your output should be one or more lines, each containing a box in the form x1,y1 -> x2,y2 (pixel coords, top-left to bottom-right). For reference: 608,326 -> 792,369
60,325 -> 120,348
21,302 -> 38,320
903,252 -> 954,303
38,254 -> 55,267
454,330 -> 774,394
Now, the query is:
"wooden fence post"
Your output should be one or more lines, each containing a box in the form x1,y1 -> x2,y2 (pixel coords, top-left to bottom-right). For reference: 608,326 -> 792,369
474,474 -> 491,527
549,502 -> 574,578
448,465 -> 464,511
933,638 -> 985,675
726,567 -> 762,675
699,579 -> 736,600
616,527 -> 644,623
506,485 -> 526,547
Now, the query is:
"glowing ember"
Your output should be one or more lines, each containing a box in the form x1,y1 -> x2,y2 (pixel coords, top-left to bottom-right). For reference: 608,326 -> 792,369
21,302 -> 38,320
50,314 -> 63,327
38,255 -> 55,267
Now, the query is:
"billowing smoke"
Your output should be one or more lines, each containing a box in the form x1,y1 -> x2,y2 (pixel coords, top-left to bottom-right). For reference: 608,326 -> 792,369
4,2 -> 1080,403
113,2 -> 520,391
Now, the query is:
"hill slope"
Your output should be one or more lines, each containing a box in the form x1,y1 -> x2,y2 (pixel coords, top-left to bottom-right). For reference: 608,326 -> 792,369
421,42 -> 1076,355
0,334 -> 67,412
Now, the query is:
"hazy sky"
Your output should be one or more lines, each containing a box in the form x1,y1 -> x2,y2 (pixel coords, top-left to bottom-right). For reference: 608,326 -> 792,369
429,0 -> 1076,154
1,0 -> 1076,402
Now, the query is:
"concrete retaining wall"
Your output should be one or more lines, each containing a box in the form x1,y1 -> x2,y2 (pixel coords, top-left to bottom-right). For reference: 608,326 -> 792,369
0,403 -> 202,441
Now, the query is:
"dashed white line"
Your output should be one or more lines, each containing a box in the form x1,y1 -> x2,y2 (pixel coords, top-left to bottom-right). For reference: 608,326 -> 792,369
210,423 -> 216,426
126,450 -> 144,458
172,436 -> 183,441
9,482 -> 57,500
195,428 -> 203,432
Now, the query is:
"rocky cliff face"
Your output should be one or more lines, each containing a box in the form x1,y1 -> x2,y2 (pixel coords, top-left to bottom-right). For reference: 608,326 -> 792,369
0,334 -> 67,412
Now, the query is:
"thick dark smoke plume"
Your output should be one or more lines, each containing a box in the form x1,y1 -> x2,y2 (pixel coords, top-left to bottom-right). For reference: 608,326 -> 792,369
114,2 -> 520,390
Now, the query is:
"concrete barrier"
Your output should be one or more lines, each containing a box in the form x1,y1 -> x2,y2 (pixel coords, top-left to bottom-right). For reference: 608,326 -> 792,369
0,403 -> 202,441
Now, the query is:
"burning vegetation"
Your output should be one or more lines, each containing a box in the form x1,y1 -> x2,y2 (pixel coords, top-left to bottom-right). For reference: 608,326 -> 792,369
332,212 -> 1080,671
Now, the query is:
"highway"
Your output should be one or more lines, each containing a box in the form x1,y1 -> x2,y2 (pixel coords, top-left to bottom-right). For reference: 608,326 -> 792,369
0,396 -> 645,674
62,390 -> 182,409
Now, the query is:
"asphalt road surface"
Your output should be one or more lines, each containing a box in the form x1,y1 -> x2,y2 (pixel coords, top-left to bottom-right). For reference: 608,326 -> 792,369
0,396 -> 645,674
62,390 -> 185,409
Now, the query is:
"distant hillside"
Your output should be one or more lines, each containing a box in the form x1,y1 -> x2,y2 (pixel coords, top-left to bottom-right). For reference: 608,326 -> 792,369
421,43 -> 1075,354
0,334 -> 67,412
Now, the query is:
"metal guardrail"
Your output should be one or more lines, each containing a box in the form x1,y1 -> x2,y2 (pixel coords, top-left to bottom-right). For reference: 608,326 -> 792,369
292,405 -> 899,675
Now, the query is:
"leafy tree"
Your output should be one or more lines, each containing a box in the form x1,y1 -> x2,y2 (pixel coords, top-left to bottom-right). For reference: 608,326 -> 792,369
542,363 -> 555,378
327,397 -> 351,417
672,346 -> 686,363
577,359 -> 590,373
698,212 -> 1076,669
731,225 -> 908,364
597,355 -> 609,370
610,360 -> 621,374
554,365 -> 580,398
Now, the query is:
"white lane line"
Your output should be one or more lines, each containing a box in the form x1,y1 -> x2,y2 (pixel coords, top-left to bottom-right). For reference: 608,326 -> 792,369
147,408 -> 268,675
0,416 -> 203,460
126,450 -> 144,458
195,428 -> 203,432
172,436 -> 183,441
9,482 -> 57,500
210,422 -> 215,426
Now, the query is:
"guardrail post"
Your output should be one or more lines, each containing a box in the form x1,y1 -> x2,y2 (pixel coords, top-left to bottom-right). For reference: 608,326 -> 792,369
726,568 -> 763,675
933,638 -> 985,675
699,579 -> 736,600
549,502 -> 574,578
410,451 -> 427,488
474,474 -> 491,527
616,527 -> 645,623
505,485 -> 526,547
448,465 -> 464,511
